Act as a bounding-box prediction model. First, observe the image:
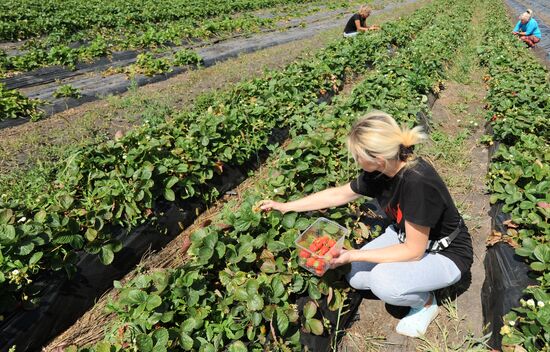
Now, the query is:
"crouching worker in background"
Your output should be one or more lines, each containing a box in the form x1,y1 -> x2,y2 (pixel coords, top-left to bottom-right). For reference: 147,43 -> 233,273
260,111 -> 473,338
343,5 -> 380,38
513,9 -> 542,47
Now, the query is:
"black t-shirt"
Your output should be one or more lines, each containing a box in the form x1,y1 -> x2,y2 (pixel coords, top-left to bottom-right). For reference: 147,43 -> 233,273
350,158 -> 473,275
344,14 -> 366,34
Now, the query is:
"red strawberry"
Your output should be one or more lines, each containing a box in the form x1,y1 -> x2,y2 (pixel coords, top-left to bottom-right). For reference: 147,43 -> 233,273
306,257 -> 316,267
299,249 -> 311,259
309,242 -> 321,252
315,261 -> 326,275
318,246 -> 330,256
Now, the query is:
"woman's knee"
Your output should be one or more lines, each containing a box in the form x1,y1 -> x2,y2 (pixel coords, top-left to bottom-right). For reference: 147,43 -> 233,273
368,267 -> 400,301
346,268 -> 370,290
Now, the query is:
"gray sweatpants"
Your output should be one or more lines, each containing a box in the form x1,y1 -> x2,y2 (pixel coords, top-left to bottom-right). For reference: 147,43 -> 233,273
346,226 -> 462,307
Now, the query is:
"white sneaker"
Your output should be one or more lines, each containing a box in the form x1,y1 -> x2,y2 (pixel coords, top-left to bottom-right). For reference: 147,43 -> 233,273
395,294 -> 439,338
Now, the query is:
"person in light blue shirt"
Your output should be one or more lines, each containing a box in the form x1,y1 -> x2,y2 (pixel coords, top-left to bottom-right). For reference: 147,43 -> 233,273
512,9 -> 542,47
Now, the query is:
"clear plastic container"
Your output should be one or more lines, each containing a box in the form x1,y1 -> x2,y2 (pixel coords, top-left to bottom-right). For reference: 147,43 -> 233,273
294,217 -> 348,276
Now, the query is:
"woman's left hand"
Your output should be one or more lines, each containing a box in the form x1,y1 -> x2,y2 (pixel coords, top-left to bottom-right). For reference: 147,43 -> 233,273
329,249 -> 353,268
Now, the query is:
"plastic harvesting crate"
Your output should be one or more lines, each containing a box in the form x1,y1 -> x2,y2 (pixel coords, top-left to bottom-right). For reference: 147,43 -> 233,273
295,217 -> 348,276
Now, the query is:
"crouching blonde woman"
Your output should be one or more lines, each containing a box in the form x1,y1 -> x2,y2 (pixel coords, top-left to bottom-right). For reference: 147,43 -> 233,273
260,111 -> 473,337
343,5 -> 380,38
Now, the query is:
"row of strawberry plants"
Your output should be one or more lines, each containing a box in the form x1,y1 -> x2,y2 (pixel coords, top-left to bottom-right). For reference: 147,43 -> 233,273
477,0 -> 549,350
0,0 -> 348,76
1,0 -> 316,40
0,48 -> 202,123
0,82 -> 42,121
0,3 -> 443,318
73,1 -> 474,350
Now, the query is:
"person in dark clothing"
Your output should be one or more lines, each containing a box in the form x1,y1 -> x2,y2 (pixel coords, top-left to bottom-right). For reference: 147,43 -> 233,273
343,5 -> 379,37
260,111 -> 473,338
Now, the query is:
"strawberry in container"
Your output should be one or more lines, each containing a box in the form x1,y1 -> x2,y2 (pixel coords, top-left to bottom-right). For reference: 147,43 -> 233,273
295,217 -> 348,276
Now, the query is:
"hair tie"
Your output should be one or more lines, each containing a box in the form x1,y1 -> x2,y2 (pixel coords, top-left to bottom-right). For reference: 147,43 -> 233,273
398,144 -> 414,161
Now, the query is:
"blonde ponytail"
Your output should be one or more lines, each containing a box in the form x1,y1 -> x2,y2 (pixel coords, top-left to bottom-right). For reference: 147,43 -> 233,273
347,111 -> 427,167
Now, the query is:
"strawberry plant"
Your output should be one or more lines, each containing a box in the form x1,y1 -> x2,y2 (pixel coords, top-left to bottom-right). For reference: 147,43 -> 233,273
173,49 -> 202,66
53,84 -> 82,99
0,83 -> 43,121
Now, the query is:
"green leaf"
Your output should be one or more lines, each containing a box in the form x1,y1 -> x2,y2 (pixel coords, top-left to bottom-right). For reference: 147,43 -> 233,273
282,212 -> 298,229
303,300 -> 317,319
34,210 -> 47,223
203,232 -> 218,249
294,218 -> 310,230
152,345 -> 167,352
223,147 -> 233,159
85,228 -> 98,242
179,332 -> 194,350
128,289 -> 148,304
198,247 -> 214,262
152,328 -> 169,346
58,194 -> 74,210
0,224 -> 16,243
308,318 -> 324,335
146,294 -> 162,310
166,176 -> 179,189
227,341 -> 247,352
18,241 -> 34,256
291,275 -> 304,292
164,188 -> 175,201
0,209 -> 13,224
271,276 -> 285,298
260,259 -> 277,273
181,317 -> 198,333
136,334 -> 153,352
530,262 -> 546,271
247,294 -> 264,311
324,222 -> 340,235
215,241 -> 226,258
100,246 -> 115,265
141,168 -> 153,180
308,282 -> 321,300
234,287 -> 248,301
276,308 -> 289,334
246,279 -> 260,295
95,342 -> 112,352
328,289 -> 343,311
533,245 -> 550,263
251,312 -> 262,326
515,247 -> 533,257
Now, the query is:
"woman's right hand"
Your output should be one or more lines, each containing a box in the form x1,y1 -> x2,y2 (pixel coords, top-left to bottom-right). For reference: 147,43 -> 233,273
259,200 -> 289,213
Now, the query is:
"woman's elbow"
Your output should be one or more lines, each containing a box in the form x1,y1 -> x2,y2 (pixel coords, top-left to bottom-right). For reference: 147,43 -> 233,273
410,254 -> 424,261
406,246 -> 426,261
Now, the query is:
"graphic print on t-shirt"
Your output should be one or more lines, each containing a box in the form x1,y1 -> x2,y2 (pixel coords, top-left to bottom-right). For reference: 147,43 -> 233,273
385,203 -> 403,224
